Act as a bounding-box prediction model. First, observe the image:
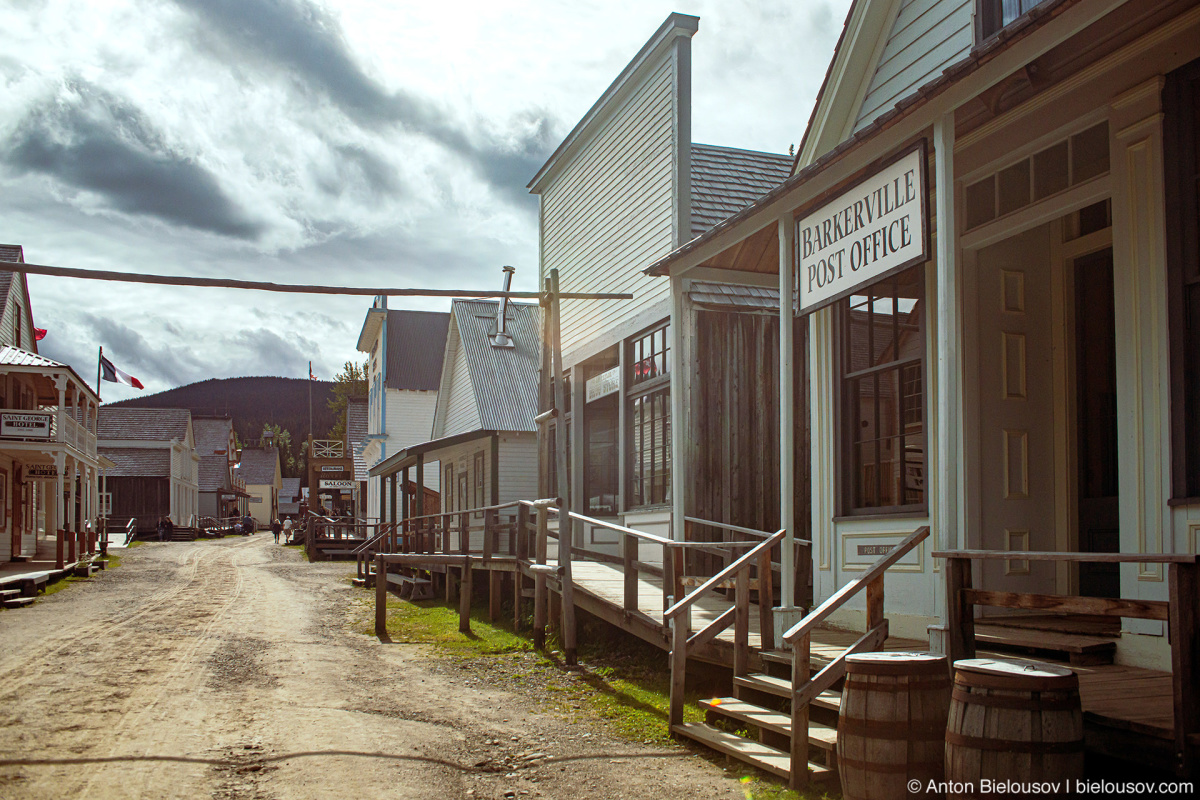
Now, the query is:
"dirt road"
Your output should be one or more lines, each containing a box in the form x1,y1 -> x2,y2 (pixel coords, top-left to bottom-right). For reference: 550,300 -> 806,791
0,535 -> 746,800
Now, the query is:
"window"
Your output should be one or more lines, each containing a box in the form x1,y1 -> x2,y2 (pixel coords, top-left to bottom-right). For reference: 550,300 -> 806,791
443,464 -> 453,510
1166,57 -> 1200,499
627,323 -> 671,508
473,451 -> 485,511
457,470 -> 468,513
840,266 -> 926,512
978,0 -> 1050,40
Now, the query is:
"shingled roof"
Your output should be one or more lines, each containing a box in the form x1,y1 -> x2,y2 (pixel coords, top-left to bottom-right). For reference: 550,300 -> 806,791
346,397 -> 369,481
98,407 -> 192,442
238,447 -> 280,486
99,447 -> 172,478
386,310 -> 450,391
192,416 -> 234,455
690,145 -> 793,240
198,455 -> 231,491
449,300 -> 540,433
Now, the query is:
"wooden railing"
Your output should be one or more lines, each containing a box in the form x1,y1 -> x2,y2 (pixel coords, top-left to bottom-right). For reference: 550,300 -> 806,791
935,548 -> 1199,777
664,528 -> 788,729
783,525 -> 929,788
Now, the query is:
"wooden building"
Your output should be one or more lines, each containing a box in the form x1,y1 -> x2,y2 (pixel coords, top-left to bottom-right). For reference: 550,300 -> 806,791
645,0 -> 1200,677
355,302 -> 449,522
369,297 -> 539,521
240,445 -> 281,526
97,407 -> 199,533
193,415 -> 244,520
528,14 -> 795,565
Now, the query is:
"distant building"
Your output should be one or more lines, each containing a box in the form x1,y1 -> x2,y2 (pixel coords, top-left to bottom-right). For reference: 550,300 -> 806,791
345,396 -> 368,518
98,407 -> 200,532
279,476 -> 301,519
356,303 -> 449,522
239,445 -> 281,526
192,415 -> 244,521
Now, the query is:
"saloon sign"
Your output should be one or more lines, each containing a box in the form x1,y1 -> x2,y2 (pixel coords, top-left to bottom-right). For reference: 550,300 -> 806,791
797,144 -> 927,314
319,479 -> 356,490
0,412 -> 52,439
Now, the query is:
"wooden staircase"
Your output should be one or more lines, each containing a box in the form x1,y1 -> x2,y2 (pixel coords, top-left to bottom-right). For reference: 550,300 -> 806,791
667,526 -> 930,789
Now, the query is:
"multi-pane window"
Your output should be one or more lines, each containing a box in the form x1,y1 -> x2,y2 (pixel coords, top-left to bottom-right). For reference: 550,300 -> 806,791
841,267 -> 926,512
978,0 -> 1050,39
473,451 -> 485,510
443,464 -> 453,511
628,323 -> 671,508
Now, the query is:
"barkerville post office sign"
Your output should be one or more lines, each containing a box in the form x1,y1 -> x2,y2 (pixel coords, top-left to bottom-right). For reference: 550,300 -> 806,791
797,143 -> 928,314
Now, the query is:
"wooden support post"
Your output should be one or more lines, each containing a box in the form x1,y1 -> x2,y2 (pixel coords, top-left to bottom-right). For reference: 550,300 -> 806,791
790,633 -> 811,790
866,573 -> 885,632
622,532 -> 637,613
514,504 -> 529,631
946,557 -> 975,664
459,560 -> 472,634
67,526 -> 76,563
487,510 -> 501,622
1169,562 -> 1198,775
758,548 -> 775,652
56,529 -> 64,570
375,555 -> 387,638
669,615 -> 686,729
734,566 -> 750,677
548,269 -> 577,666
534,505 -> 548,650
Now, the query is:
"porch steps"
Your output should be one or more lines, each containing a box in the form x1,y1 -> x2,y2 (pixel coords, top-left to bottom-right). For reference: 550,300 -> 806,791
973,623 -> 1116,665
671,722 -> 833,782
700,697 -> 839,751
733,673 -> 842,714
2,595 -> 37,609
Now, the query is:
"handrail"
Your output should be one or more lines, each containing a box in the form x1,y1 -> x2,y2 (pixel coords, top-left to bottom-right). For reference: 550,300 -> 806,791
683,515 -> 798,541
784,525 -> 929,644
123,518 -> 137,546
664,529 -> 786,620
933,549 -> 1199,564
351,522 -> 398,555
394,500 -> 521,526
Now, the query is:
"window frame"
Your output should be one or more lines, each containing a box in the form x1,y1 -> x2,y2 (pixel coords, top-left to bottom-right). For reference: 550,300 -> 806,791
836,265 -> 929,517
976,0 -> 1050,43
624,321 -> 672,510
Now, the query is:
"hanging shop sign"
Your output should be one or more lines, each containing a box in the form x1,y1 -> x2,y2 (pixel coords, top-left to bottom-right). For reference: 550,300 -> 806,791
797,143 -> 928,314
0,412 -> 53,439
320,465 -> 344,472
319,479 -> 356,490
586,366 -> 620,403
26,464 -> 58,478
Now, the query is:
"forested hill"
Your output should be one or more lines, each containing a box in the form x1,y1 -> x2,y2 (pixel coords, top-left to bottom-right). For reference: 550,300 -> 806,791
105,376 -> 339,446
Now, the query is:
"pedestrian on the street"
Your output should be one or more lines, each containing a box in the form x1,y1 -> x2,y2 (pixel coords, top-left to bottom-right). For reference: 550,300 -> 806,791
282,517 -> 293,543
234,521 -> 243,535
163,517 -> 174,541
156,517 -> 166,542
271,518 -> 282,543
243,513 -> 254,534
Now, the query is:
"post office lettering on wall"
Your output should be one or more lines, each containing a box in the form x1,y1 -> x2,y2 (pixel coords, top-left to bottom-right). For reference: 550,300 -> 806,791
797,144 -> 928,314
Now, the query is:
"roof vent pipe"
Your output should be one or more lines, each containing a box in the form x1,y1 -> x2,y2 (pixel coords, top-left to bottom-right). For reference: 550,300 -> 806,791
491,266 -> 516,348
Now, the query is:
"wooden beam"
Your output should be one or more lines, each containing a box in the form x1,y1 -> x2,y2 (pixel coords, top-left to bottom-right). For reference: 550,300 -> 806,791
6,262 -> 632,300
933,550 -> 1200,564
549,269 -> 577,666
793,621 -> 888,708
963,589 -> 1169,620
946,556 -> 976,664
1169,562 -> 1198,775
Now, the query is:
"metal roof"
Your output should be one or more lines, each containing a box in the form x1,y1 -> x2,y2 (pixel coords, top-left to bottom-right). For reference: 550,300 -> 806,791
385,309 -> 450,391
452,300 -> 540,433
688,281 -> 786,313
98,407 -> 191,442
0,346 -> 62,369
690,144 -> 793,239
369,428 -> 500,478
238,447 -> 280,486
98,447 -> 171,478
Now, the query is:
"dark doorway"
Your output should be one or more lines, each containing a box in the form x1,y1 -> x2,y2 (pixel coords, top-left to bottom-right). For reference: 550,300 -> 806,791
584,393 -> 618,516
1074,247 -> 1120,598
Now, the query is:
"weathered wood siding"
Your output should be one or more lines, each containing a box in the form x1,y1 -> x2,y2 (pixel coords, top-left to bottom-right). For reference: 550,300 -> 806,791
385,390 -> 437,450
854,0 -> 973,132
436,326 -> 481,438
497,433 -> 538,502
109,476 -> 171,532
0,278 -> 33,350
540,53 -> 678,364
688,311 -> 809,584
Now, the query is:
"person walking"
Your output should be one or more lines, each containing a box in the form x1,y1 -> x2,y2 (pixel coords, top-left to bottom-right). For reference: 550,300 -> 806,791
271,518 -> 282,544
282,517 -> 293,543
242,513 -> 254,534
163,516 -> 174,541
156,517 -> 166,542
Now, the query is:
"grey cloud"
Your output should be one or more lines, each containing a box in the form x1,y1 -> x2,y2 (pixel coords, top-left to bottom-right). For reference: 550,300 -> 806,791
3,81 -> 263,239
171,0 -> 556,206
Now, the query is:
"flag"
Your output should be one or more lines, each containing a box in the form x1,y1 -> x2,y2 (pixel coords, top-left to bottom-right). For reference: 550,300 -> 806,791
100,355 -> 144,389
309,368 -> 318,380
34,328 -> 47,341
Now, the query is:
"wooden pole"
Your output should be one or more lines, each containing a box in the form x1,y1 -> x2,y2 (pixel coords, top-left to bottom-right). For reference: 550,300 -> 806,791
4,261 -> 634,300
459,559 -> 473,634
669,615 -> 686,729
534,505 -> 548,650
375,554 -> 387,638
514,503 -> 529,631
548,269 -> 577,665
790,633 -> 811,789
946,556 -> 975,664
734,566 -> 750,677
778,215 -> 796,609
1169,562 -> 1197,775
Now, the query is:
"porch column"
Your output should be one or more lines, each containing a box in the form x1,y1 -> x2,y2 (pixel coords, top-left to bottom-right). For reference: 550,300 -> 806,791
415,454 -> 424,517
778,214 -> 798,611
934,112 -> 964,630
669,273 -> 686,542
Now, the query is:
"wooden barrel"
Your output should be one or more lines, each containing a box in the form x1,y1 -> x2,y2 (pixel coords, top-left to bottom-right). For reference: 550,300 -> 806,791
945,658 -> 1083,800
837,651 -> 951,800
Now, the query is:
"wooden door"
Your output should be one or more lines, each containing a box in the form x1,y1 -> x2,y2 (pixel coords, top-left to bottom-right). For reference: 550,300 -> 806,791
975,224 -> 1058,594
1074,248 -> 1120,597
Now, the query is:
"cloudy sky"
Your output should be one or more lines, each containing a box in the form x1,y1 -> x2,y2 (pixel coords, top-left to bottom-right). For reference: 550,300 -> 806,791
1,0 -> 850,399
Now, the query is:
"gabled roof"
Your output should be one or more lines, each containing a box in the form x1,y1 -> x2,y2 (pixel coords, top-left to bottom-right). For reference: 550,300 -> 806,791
238,447 -> 279,485
280,477 -> 301,501
192,416 -> 234,455
0,244 -> 39,355
385,310 -> 450,391
98,407 -> 191,442
0,346 -> 62,369
198,455 -> 232,491
690,144 -> 794,239
346,397 -> 369,480
446,300 -> 540,433
99,447 -> 171,478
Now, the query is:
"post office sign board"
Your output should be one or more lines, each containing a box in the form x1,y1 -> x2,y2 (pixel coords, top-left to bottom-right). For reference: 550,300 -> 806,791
586,366 -> 620,403
0,412 -> 52,439
797,144 -> 927,314
319,479 -> 356,490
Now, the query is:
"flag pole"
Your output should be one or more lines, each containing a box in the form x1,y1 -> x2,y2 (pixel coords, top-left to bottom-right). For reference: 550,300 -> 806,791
96,346 -> 103,401
308,361 -> 313,443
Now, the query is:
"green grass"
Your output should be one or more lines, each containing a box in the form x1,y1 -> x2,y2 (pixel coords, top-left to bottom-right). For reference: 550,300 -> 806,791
127,540 -> 146,548
282,543 -> 310,561
100,553 -> 122,569
42,575 -> 89,597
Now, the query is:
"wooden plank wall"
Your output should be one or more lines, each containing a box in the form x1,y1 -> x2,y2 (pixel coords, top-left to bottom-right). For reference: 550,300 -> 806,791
689,309 -> 810,596
109,476 -> 171,532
